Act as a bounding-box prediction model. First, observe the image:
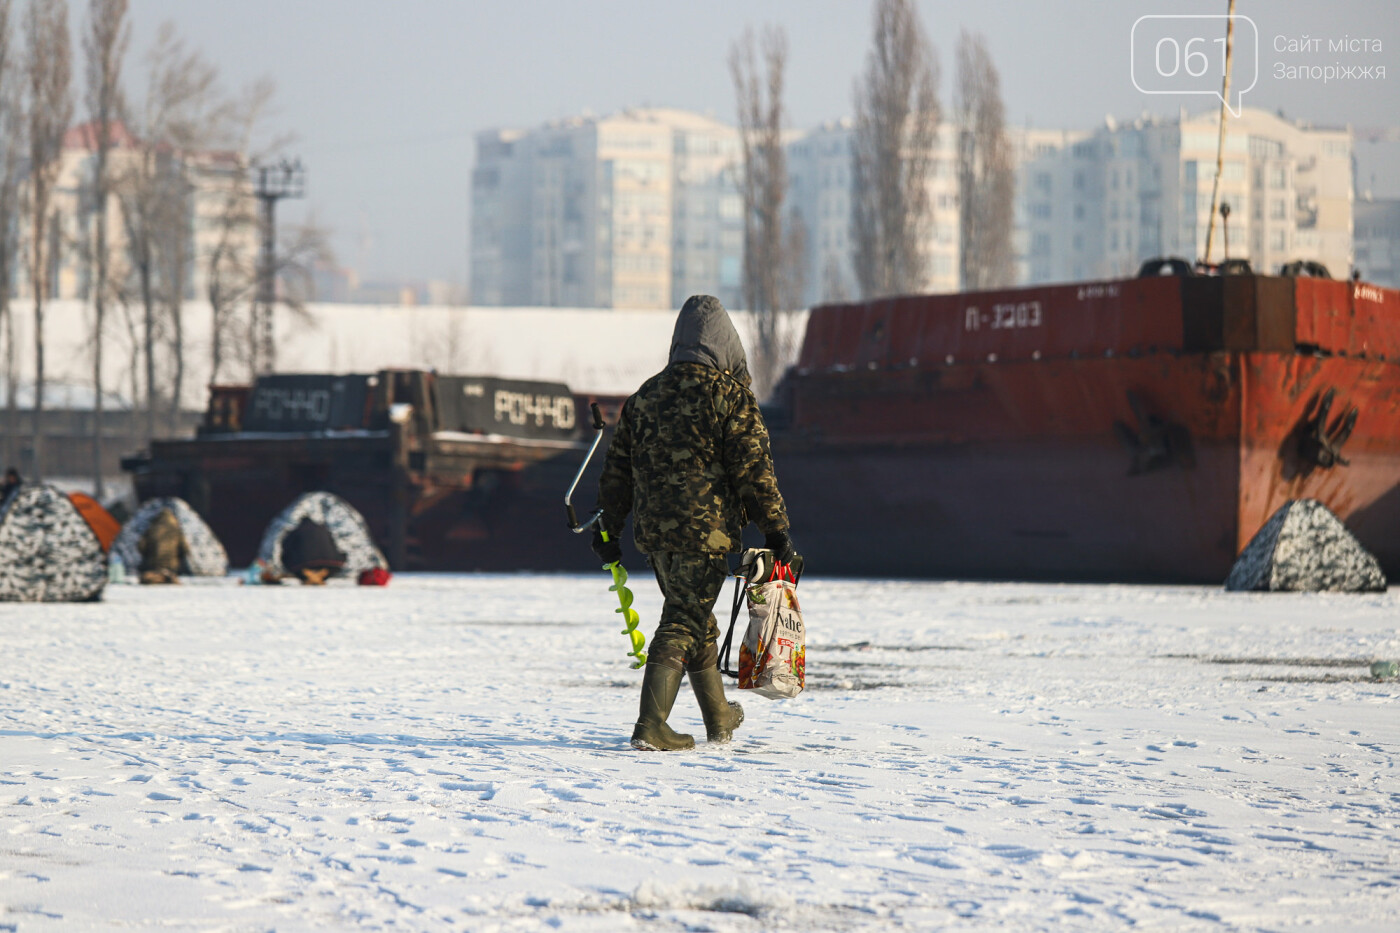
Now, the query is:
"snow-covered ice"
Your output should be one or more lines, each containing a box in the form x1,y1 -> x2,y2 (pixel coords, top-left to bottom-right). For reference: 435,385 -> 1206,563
2,574 -> 1397,930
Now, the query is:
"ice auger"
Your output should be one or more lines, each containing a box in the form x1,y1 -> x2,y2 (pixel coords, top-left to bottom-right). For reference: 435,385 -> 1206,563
565,402 -> 648,668
605,556 -> 647,668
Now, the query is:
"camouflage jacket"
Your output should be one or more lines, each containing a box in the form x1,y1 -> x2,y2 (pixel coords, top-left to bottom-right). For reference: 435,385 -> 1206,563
598,361 -> 789,555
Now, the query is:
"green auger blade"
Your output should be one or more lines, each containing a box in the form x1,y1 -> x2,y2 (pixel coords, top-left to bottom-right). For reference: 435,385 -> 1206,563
606,561 -> 647,668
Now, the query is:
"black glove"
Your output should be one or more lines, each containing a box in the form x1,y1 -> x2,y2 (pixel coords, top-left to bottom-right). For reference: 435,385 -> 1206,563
591,527 -> 622,566
764,530 -> 798,567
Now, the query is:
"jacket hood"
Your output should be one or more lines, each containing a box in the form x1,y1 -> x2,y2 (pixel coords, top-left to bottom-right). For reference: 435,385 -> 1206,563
668,295 -> 751,387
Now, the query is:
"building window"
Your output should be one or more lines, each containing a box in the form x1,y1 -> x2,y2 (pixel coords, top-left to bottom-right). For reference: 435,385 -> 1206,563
1270,165 -> 1287,188
1270,199 -> 1286,220
1270,229 -> 1286,251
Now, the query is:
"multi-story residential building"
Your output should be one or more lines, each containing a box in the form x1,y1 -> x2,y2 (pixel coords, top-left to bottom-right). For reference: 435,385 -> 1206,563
1355,197 -> 1400,288
667,109 -> 744,310
785,120 -> 961,307
474,105 -> 1358,310
471,108 -> 742,311
785,120 -> 856,305
1010,127 -> 1094,284
471,128 -> 532,307
22,121 -> 259,305
1016,107 -> 1354,284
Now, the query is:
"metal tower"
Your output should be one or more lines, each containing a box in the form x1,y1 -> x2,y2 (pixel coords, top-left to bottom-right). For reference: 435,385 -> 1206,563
252,158 -> 305,374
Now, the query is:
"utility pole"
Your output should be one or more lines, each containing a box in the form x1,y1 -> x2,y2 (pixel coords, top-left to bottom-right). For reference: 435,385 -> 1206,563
252,158 -> 305,374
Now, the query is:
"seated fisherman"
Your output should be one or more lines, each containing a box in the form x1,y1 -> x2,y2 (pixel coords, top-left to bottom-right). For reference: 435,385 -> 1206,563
138,508 -> 187,584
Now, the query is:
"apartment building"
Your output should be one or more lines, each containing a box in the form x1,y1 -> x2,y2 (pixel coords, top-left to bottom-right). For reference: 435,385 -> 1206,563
1016,107 -> 1354,284
474,105 -> 1358,311
785,120 -> 961,307
471,108 -> 742,311
668,109 -> 744,310
20,121 -> 259,304
1355,197 -> 1400,288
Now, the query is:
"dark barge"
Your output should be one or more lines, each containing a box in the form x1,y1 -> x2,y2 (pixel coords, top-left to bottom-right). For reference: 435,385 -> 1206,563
123,370 -> 617,571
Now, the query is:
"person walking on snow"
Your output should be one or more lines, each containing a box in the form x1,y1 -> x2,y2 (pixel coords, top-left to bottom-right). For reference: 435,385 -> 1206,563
593,294 -> 800,751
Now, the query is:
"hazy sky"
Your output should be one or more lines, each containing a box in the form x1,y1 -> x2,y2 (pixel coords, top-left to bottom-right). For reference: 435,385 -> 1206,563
124,0 -> 1400,289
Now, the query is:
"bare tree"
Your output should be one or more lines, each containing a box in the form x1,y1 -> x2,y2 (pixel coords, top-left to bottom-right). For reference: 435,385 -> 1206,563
212,211 -> 330,383
160,163 -> 190,432
112,278 -> 140,440
203,150 -> 256,385
269,215 -> 330,319
955,29 -> 1014,290
0,0 -> 22,469
781,205 -> 807,314
730,24 -> 804,399
204,77 -> 279,385
83,0 -> 128,497
118,139 -> 160,441
116,21 -> 220,442
849,0 -> 939,300
821,255 -> 851,303
23,0 -> 73,480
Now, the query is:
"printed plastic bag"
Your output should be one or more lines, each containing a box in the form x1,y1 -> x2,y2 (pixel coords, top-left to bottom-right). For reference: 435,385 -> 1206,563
733,561 -> 805,699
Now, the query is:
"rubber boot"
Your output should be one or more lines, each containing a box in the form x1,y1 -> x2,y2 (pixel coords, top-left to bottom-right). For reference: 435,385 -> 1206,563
631,664 -> 695,751
689,665 -> 744,743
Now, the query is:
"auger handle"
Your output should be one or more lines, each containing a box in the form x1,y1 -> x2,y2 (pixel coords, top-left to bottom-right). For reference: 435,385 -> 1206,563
565,402 -> 608,532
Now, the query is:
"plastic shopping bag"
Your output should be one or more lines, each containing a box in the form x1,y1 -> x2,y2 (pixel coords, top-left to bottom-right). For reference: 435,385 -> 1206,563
722,551 -> 805,699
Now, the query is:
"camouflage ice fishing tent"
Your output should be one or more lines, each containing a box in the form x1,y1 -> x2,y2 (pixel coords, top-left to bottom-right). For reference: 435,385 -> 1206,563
257,491 -> 388,577
111,497 -> 230,577
0,484 -> 108,602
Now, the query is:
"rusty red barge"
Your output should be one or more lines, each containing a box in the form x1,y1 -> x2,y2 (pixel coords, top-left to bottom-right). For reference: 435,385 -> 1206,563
771,273 -> 1400,582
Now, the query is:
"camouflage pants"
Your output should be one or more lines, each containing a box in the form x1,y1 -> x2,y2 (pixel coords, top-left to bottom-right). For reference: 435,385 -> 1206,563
646,551 -> 729,673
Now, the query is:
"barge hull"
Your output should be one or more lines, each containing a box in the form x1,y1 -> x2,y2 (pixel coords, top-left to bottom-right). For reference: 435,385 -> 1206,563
776,275 -> 1400,582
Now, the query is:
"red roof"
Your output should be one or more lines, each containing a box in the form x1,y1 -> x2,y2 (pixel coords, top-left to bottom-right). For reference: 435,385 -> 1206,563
63,119 -> 141,150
